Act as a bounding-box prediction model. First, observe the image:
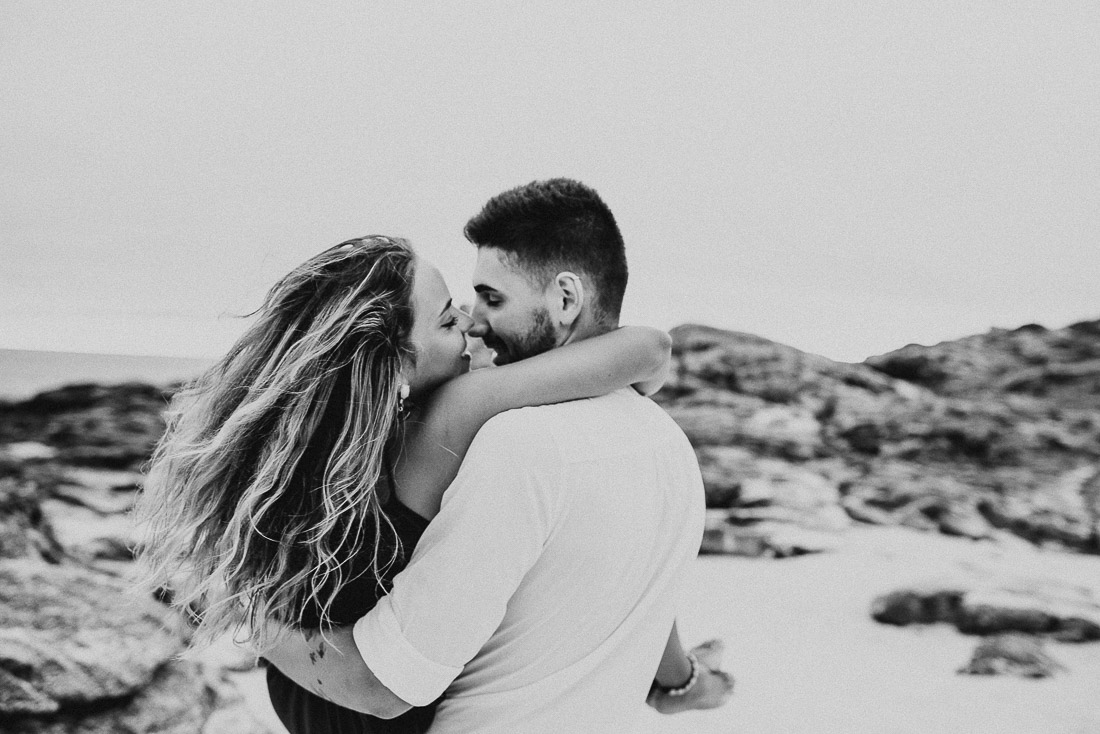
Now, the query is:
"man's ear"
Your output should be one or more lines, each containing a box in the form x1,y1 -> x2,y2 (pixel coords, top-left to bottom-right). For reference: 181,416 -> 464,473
549,271 -> 584,329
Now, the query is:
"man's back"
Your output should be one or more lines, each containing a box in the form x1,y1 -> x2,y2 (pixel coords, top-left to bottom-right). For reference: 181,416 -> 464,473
355,389 -> 705,733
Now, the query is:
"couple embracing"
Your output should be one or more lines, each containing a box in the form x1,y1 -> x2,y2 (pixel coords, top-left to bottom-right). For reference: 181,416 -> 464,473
137,179 -> 734,733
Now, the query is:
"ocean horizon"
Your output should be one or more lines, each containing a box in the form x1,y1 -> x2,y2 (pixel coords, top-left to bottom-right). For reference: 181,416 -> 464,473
0,348 -> 212,401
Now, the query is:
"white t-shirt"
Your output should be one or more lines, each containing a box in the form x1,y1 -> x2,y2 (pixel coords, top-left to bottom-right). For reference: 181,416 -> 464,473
353,389 -> 705,733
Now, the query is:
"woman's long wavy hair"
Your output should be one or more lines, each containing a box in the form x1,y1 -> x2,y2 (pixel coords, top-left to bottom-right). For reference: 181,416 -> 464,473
134,235 -> 417,651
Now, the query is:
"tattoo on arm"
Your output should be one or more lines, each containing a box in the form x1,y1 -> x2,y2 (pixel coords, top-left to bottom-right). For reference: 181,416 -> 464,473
308,640 -> 327,666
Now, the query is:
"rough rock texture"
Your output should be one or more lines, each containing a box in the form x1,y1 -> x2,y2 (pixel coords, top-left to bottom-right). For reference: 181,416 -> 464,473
866,319 -> 1100,411
0,558 -> 271,733
5,659 -> 211,734
0,560 -> 182,715
655,322 -> 1100,555
0,387 -> 271,733
0,383 -> 171,470
957,633 -> 1065,678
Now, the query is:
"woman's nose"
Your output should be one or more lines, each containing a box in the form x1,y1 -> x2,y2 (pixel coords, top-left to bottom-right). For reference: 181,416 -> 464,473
458,310 -> 474,334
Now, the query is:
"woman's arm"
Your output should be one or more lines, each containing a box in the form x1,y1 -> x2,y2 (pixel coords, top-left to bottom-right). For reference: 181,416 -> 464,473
261,626 -> 411,719
394,326 -> 671,518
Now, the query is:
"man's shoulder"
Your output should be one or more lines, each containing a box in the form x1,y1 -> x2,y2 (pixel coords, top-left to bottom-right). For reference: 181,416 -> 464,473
480,390 -> 689,456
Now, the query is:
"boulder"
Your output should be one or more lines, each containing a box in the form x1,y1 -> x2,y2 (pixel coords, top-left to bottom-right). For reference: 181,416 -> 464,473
871,589 -> 965,626
957,633 -> 1065,678
0,560 -> 182,717
0,563 -> 180,713
957,586 -> 1100,642
4,658 -> 211,734
871,579 -> 1100,642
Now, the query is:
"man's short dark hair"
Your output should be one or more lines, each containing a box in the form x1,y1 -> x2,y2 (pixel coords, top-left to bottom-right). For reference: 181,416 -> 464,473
464,178 -> 628,324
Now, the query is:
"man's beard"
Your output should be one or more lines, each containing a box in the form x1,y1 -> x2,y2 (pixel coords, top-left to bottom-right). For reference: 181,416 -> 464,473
491,308 -> 557,365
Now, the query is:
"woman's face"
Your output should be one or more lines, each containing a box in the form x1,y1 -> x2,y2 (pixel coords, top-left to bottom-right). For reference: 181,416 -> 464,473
406,257 -> 473,398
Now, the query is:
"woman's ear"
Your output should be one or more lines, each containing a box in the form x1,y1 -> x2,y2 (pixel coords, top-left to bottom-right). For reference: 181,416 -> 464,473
549,271 -> 584,329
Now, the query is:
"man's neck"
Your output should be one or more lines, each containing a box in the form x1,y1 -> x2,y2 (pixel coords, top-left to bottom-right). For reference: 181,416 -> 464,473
560,316 -> 617,347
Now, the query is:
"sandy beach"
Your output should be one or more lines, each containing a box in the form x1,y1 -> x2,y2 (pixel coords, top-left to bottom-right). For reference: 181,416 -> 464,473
229,526 -> 1100,734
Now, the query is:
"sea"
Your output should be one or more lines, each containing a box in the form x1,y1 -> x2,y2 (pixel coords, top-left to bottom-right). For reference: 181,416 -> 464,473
0,349 -> 212,401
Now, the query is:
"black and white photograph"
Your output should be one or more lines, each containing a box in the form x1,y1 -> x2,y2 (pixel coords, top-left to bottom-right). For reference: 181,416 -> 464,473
2,3 -> 1098,733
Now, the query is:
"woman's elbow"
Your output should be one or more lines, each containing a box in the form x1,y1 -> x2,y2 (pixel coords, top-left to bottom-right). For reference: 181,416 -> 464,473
646,329 -> 673,375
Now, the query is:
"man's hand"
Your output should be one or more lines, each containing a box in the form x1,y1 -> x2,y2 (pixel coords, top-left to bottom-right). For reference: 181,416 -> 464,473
261,624 -> 412,719
647,639 -> 735,715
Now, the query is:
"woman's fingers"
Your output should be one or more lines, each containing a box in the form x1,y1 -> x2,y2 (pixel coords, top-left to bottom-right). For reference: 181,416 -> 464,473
690,638 -> 724,671
647,666 -> 735,715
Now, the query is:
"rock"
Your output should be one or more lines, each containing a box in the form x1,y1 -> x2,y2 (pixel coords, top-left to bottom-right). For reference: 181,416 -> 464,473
739,406 -> 823,460
60,467 -> 143,492
871,580 -> 1100,642
0,383 -> 169,470
5,659 -> 211,734
936,504 -> 993,540
700,510 -> 840,558
38,499 -> 137,561
957,586 -> 1100,642
0,560 -> 182,716
0,477 -> 63,563
49,483 -> 139,515
866,318 -> 1100,411
957,633 -> 1065,678
979,495 -> 1098,553
871,589 -> 965,626
0,443 -> 59,462
655,321 -> 1100,554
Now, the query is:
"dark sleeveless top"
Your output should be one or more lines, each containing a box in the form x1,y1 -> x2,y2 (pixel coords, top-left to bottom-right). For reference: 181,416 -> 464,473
265,493 -> 439,734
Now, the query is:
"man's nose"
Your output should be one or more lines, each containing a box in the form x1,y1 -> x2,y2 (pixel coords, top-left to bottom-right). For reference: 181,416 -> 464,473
466,303 -> 490,338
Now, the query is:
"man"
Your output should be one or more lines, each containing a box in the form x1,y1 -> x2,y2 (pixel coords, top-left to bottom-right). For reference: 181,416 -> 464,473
267,179 -> 708,731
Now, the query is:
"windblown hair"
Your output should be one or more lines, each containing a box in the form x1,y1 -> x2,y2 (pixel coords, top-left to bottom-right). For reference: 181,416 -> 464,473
134,235 -> 416,652
464,178 -> 628,324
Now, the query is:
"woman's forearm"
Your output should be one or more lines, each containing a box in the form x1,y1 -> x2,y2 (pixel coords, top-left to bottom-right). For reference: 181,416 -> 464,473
261,625 -> 411,719
654,622 -> 693,687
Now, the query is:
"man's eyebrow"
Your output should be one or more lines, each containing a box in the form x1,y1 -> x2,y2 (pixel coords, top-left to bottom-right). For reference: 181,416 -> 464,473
473,284 -> 497,294
438,298 -> 453,318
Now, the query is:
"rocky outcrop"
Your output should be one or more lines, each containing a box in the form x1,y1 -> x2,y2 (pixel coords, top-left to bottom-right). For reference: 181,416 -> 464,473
0,383 -> 171,470
866,319 -> 1100,411
0,398 -> 271,734
655,321 -> 1100,556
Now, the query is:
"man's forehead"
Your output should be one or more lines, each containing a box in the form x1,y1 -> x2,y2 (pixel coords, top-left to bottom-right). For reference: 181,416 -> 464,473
472,247 -> 544,291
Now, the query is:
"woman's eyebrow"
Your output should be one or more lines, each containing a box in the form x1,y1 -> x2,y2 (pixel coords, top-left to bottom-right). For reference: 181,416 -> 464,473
438,299 -> 453,319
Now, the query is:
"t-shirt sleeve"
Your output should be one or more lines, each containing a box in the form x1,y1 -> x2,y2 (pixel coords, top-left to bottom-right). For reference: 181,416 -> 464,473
352,410 -> 560,706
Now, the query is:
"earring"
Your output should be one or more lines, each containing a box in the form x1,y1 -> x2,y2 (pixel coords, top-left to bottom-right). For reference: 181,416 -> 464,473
398,383 -> 411,415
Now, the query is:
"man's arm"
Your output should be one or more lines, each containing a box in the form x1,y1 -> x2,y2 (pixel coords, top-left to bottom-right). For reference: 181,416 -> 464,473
261,625 -> 411,719
264,411 -> 555,711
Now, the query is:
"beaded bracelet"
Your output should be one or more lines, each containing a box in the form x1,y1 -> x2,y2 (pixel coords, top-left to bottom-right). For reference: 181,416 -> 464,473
660,651 -> 700,697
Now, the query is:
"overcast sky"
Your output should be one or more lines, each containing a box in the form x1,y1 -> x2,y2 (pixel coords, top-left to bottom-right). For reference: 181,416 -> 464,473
3,2 -> 1097,362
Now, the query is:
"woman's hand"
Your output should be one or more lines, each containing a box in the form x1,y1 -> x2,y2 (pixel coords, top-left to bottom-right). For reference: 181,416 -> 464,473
646,639 -> 735,715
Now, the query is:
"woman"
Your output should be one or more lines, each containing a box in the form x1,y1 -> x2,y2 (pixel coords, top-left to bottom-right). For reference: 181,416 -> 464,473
136,235 -> 731,733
